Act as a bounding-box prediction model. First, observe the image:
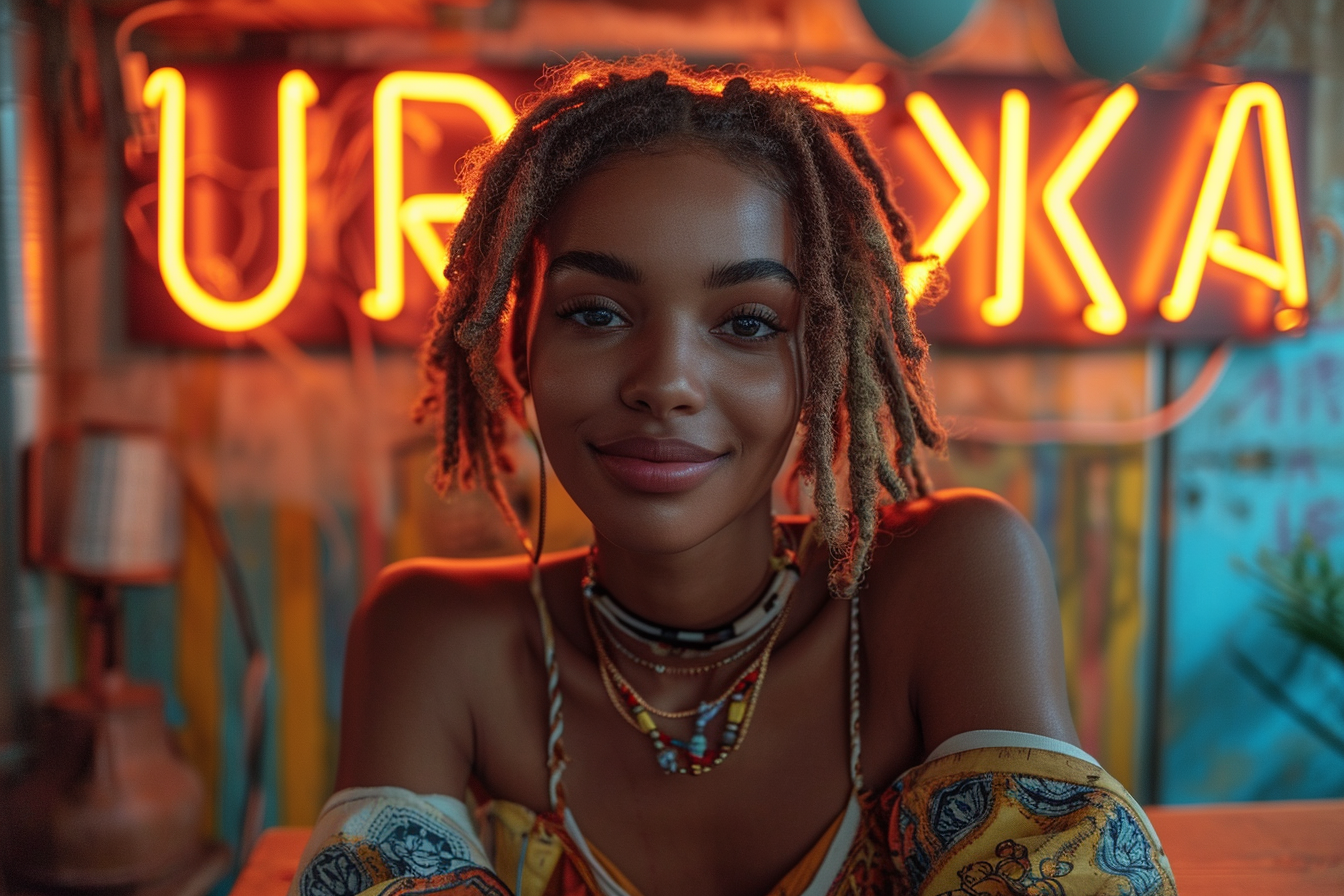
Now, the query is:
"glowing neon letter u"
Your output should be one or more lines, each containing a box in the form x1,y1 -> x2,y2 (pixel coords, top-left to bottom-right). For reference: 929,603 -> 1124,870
144,67 -> 318,332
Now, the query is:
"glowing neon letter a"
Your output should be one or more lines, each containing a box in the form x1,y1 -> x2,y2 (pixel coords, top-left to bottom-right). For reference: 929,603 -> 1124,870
1159,82 -> 1308,330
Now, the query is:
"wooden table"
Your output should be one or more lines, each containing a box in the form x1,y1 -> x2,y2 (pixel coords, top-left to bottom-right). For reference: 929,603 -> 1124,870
10,843 -> 232,896
232,800 -> 1344,896
1144,800 -> 1344,894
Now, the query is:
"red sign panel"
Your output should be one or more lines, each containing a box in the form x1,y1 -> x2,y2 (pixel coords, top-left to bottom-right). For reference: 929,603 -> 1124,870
123,65 -> 1309,348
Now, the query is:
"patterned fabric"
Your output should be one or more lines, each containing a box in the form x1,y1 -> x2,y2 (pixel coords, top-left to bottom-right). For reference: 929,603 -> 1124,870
289,788 -> 509,896
477,747 -> 1173,896
818,790 -> 898,896
884,748 -> 1177,896
291,746 -> 1175,896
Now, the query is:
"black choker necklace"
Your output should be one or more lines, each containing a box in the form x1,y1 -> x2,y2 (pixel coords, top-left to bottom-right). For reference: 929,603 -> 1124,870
581,532 -> 799,652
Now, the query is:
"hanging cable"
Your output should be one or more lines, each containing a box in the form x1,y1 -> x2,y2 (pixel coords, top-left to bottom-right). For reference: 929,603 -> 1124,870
945,341 -> 1232,445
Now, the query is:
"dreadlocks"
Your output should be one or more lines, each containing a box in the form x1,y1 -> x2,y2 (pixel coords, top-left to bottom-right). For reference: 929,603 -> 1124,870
416,54 -> 947,597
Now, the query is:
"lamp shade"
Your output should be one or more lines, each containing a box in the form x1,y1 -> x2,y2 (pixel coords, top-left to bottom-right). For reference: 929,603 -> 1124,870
60,432 -> 182,582
856,0 -> 981,59
1053,0 -> 1206,81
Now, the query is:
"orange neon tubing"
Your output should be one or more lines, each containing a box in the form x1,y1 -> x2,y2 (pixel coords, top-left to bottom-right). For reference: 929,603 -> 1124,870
361,72 -> 516,322
144,67 -> 317,332
982,89 -> 1029,328
1042,84 -> 1138,336
904,91 -> 990,269
1159,82 -> 1307,326
903,92 -> 991,304
790,80 -> 886,116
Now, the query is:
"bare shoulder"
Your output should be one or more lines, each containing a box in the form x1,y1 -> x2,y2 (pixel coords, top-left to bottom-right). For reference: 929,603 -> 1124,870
357,554 -> 535,648
863,488 -> 1079,753
333,554 -> 537,794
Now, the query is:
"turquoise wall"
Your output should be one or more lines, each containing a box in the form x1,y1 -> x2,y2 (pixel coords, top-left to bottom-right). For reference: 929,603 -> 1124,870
1162,324 -> 1344,801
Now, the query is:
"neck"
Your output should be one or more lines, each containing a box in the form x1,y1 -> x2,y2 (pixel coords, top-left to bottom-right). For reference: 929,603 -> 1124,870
590,503 -> 778,631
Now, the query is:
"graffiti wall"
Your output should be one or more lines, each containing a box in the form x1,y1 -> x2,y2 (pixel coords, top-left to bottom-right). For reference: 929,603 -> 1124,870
1161,323 -> 1344,802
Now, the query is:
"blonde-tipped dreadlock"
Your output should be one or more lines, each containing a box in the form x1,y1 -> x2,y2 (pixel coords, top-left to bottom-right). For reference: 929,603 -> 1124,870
416,54 -> 946,597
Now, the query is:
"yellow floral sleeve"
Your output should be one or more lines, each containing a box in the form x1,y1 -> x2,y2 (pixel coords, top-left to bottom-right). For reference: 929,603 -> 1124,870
882,747 -> 1178,895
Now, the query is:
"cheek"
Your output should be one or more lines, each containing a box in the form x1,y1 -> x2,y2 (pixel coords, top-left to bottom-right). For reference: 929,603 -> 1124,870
729,348 -> 803,450
526,331 -> 602,433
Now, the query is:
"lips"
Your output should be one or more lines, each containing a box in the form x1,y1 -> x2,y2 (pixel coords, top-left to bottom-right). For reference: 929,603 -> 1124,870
591,437 -> 726,493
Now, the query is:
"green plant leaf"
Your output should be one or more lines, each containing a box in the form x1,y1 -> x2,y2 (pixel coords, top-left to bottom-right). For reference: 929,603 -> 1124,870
1238,534 -> 1344,669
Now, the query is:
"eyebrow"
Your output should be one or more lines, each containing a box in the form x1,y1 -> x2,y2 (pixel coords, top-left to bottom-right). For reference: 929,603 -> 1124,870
545,250 -> 643,284
705,259 -> 799,290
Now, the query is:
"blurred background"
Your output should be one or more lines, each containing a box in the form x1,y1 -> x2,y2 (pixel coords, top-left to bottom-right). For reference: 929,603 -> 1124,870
0,0 -> 1341,892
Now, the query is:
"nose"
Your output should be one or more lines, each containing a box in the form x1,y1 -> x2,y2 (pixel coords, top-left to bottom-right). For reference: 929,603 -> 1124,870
618,319 -> 707,418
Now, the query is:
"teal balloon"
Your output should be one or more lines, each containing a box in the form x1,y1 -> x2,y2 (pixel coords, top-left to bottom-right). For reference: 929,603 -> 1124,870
856,0 -> 981,58
1054,0 -> 1205,81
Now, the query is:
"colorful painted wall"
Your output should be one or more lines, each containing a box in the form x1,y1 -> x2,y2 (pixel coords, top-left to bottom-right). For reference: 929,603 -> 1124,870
1161,323 -> 1344,802
9,1 -> 1344,878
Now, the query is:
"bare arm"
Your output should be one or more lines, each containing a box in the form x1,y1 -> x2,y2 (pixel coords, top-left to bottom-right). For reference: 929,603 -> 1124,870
334,560 -> 477,795
289,563 -> 516,896
902,489 -> 1079,753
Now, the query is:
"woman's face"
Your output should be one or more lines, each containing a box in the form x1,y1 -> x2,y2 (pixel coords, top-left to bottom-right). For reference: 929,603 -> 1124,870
527,148 -> 804,554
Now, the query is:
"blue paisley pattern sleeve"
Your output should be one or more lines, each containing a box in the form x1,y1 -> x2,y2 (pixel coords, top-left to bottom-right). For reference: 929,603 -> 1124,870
289,788 -> 511,896
882,747 -> 1177,896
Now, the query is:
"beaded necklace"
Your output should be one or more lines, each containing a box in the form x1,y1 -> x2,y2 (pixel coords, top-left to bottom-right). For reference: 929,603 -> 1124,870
586,598 -> 785,717
587,590 -> 791,775
581,529 -> 800,774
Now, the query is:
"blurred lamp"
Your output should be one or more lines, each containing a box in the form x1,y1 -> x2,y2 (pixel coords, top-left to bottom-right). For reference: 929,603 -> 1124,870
3,428 -> 229,892
60,431 -> 182,580
856,0 -> 981,59
1053,0 -> 1206,81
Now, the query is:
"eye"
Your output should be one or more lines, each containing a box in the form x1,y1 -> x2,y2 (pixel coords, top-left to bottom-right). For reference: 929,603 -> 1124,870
576,308 -> 618,327
557,299 -> 626,329
726,316 -> 772,338
713,306 -> 784,342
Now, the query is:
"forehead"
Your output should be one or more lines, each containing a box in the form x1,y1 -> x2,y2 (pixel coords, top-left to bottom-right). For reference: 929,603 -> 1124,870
540,149 -> 795,272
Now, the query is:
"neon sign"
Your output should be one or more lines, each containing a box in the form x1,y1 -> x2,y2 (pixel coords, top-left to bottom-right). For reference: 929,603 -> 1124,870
123,66 -> 1309,347
894,73 -> 1308,344
1040,84 -> 1137,336
1160,82 -> 1307,331
143,67 -> 317,332
362,72 -> 517,323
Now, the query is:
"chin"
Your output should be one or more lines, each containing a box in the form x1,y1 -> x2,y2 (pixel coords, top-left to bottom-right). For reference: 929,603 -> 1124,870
585,502 -> 723,556
575,486 -> 773,559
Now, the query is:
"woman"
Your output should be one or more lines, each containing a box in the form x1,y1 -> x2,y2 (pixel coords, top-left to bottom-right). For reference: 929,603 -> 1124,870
293,57 -> 1176,896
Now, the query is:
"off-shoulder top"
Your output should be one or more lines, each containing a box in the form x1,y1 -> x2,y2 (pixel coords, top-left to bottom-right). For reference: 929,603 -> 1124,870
290,527 -> 1177,896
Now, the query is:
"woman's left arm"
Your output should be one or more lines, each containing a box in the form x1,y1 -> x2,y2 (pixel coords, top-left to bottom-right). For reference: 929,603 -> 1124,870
877,489 -> 1177,895
900,488 -> 1078,751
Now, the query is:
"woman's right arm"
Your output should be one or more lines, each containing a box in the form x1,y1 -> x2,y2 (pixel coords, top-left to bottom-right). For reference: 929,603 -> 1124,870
335,561 -> 476,794
290,562 -> 511,896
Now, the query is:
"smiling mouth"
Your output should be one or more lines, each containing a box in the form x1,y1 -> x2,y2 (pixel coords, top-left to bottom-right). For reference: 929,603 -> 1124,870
591,437 -> 726,493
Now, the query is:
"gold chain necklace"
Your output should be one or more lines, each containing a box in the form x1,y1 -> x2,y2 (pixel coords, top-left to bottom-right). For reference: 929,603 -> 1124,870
591,604 -> 776,675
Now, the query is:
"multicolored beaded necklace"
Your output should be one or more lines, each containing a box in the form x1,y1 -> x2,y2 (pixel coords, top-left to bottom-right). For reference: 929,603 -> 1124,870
594,608 -> 774,675
587,597 -> 791,774
581,536 -> 800,775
